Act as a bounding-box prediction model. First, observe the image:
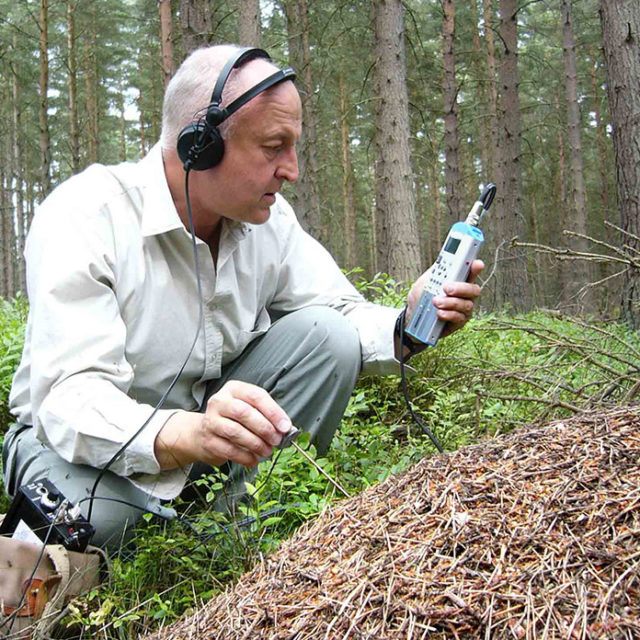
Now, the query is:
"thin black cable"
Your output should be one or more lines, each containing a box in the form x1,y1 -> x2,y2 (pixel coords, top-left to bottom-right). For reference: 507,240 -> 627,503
87,167 -> 204,523
398,307 -> 445,454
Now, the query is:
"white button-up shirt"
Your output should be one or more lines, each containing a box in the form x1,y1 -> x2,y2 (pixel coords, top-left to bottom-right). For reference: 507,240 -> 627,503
9,144 -> 401,498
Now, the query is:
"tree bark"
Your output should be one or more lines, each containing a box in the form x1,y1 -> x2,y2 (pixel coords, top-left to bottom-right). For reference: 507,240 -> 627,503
39,0 -> 52,197
2,86 -> 15,298
495,0 -> 530,311
562,0 -> 590,310
159,0 -> 175,87
281,0 -> 324,244
180,0 -> 211,57
600,0 -> 640,328
483,0 -> 499,184
339,72 -> 357,270
138,87 -> 148,157
67,0 -> 80,174
442,0 -> 461,224
238,0 -> 261,47
11,58 -> 26,294
84,8 -> 99,165
589,47 -> 610,218
373,0 -> 421,280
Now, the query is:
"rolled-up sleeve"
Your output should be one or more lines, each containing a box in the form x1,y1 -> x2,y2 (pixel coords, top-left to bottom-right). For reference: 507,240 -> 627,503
269,198 -> 403,376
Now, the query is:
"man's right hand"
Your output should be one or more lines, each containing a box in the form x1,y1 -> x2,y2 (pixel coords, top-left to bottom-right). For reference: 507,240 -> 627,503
154,380 -> 293,471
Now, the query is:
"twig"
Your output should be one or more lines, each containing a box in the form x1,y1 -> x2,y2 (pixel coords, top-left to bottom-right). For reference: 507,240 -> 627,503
291,441 -> 350,498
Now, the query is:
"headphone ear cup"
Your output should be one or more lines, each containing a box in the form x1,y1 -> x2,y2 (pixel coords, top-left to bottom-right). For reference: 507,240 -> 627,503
177,121 -> 225,171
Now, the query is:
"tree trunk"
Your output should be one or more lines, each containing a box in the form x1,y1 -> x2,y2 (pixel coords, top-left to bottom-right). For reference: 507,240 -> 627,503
562,0 -> 590,310
373,0 -> 421,280
180,0 -> 212,57
483,0 -> 499,184
118,80 -> 127,161
600,0 -> 640,328
159,0 -> 175,87
1,86 -> 15,298
471,0 -> 489,180
67,0 -> 80,174
281,0 -> 324,244
238,0 -> 261,47
138,87 -> 148,157
495,0 -> 530,311
339,72 -> 357,270
442,0 -> 461,224
84,10 -> 99,165
11,60 -> 26,294
39,0 -> 52,197
589,47 -> 610,218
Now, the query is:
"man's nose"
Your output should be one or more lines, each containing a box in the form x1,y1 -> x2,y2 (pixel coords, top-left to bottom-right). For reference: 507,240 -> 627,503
276,147 -> 299,183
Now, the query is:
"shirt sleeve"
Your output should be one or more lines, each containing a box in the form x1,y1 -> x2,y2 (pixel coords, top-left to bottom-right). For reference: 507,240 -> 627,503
15,183 -> 189,500
269,198 -> 403,376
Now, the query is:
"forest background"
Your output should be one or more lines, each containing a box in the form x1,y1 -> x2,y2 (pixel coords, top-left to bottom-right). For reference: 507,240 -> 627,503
1,0 -> 640,636
1,0 -> 638,322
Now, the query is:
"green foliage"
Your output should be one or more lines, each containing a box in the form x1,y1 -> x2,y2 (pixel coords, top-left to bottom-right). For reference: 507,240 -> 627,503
2,278 -> 640,638
0,296 -> 27,434
347,269 -> 408,308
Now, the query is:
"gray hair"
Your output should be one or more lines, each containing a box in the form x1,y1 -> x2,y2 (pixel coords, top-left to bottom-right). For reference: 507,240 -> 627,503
160,44 -> 280,151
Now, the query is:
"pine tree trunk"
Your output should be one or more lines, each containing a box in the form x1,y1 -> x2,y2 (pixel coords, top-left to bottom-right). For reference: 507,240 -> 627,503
373,0 -> 421,280
471,0 -> 490,180
1,90 -> 15,298
118,80 -> 127,161
339,72 -> 357,270
238,0 -> 261,47
12,65 -> 26,294
39,0 -> 52,197
281,0 -> 324,244
495,0 -> 530,311
589,48 -> 610,218
442,0 -> 461,224
562,0 -> 590,311
0,163 -> 8,299
159,0 -> 175,87
483,0 -> 499,183
67,0 -> 80,174
84,10 -> 99,165
138,88 -> 148,157
180,0 -> 211,57
600,0 -> 640,328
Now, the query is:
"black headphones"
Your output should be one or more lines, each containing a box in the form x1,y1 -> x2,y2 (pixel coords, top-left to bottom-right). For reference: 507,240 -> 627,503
176,47 -> 296,172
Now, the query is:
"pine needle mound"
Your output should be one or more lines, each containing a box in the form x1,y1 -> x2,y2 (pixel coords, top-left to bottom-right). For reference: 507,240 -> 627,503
146,407 -> 640,639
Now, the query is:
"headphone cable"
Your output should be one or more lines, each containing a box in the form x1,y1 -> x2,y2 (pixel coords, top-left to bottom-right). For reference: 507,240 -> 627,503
87,167 -> 204,524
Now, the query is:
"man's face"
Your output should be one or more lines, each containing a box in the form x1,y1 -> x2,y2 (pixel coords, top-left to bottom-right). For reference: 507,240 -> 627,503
192,81 -> 302,228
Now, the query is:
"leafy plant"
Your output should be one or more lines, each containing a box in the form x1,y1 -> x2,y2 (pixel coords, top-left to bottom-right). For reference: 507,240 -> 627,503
0,295 -> 27,435
2,280 -> 640,639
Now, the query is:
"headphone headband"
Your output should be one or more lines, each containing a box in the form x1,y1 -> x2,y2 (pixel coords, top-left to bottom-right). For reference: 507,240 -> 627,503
208,47 -> 272,112
177,47 -> 297,171
215,67 -> 297,123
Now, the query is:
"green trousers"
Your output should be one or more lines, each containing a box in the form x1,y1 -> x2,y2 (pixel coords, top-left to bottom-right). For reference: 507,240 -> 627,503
2,306 -> 362,552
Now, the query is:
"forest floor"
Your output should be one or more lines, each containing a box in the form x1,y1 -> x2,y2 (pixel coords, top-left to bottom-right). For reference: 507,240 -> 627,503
144,405 -> 640,640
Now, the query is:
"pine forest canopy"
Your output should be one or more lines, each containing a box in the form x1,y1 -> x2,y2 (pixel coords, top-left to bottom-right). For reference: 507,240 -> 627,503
0,0 -> 637,324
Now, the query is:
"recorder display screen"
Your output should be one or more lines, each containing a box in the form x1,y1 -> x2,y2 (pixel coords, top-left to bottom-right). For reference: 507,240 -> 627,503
444,237 -> 461,254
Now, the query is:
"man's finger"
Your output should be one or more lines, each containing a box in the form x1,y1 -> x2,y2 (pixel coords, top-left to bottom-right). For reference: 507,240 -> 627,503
223,380 -> 292,434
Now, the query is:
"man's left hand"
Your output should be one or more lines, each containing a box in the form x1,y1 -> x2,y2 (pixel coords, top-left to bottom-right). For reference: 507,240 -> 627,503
406,260 -> 484,339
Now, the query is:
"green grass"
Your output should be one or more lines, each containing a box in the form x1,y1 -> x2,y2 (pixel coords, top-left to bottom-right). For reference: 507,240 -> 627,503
1,280 -> 639,638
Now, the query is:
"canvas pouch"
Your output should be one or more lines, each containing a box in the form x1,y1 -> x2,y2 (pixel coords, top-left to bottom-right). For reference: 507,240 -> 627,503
0,531 -> 104,639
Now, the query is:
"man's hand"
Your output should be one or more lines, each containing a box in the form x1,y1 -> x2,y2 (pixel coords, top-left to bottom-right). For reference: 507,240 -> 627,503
406,259 -> 484,339
154,380 -> 292,471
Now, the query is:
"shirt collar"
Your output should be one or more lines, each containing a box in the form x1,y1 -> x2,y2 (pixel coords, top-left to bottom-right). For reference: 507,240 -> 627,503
139,144 -> 188,237
138,143 -> 251,240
